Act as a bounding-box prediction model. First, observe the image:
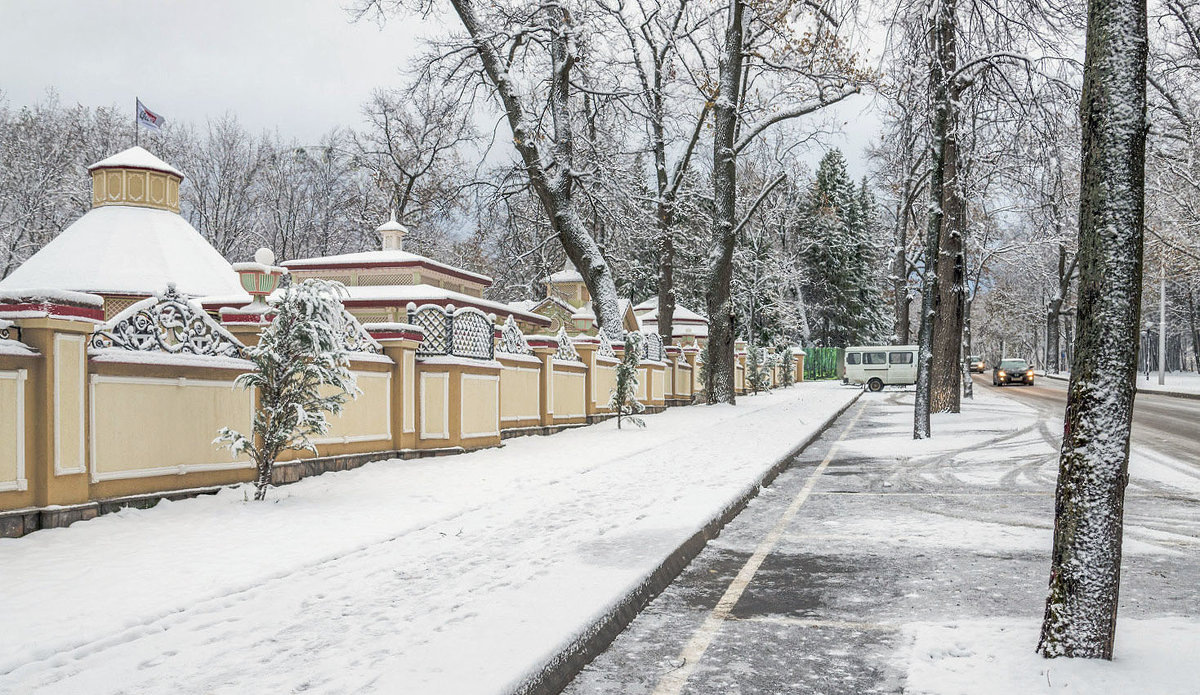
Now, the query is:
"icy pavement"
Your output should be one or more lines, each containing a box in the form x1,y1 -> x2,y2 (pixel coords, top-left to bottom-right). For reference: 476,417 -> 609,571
0,383 -> 858,695
564,388 -> 1200,695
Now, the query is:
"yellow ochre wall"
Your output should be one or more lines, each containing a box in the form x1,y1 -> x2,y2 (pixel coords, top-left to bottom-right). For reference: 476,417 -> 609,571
552,363 -> 586,422
88,373 -> 255,492
499,356 -> 541,428
0,368 -> 28,494
92,168 -> 181,213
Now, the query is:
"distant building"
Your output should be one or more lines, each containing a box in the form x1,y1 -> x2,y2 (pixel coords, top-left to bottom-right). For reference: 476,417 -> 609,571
0,147 -> 244,318
203,212 -> 552,332
525,260 -> 641,336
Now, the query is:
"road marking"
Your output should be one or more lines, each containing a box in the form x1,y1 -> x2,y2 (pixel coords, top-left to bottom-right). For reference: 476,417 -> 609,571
650,402 -> 869,695
732,615 -> 897,631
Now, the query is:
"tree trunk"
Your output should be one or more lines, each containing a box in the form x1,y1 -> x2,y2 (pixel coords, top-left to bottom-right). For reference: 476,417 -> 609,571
1038,0 -> 1147,659
705,0 -> 745,405
915,0 -> 956,437
929,10 -> 965,414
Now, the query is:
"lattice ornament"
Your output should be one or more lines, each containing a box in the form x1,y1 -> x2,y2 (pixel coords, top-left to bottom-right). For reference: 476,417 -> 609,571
89,285 -> 244,358
407,304 -> 452,356
554,326 -> 581,362
451,307 -> 495,360
496,315 -> 533,356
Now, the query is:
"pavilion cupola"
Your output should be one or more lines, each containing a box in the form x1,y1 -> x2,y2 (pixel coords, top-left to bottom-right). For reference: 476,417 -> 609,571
377,210 -> 408,251
87,146 -> 183,213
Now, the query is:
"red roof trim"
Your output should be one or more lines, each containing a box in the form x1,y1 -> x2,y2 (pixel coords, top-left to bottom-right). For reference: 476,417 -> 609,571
0,302 -> 104,321
285,259 -> 492,286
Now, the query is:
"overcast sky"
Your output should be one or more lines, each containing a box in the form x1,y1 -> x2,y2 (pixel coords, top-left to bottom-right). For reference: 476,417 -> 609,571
1,0 -> 880,178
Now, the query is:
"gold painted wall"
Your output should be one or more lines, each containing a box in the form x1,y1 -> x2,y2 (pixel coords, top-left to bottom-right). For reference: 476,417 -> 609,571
0,369 -> 27,493
461,374 -> 500,439
88,375 -> 254,484
313,371 -> 392,446
402,351 -> 416,434
92,168 -> 181,212
552,368 -> 586,420
650,366 -> 665,403
54,334 -> 87,477
420,372 -> 449,440
499,360 -> 540,426
592,360 -> 618,411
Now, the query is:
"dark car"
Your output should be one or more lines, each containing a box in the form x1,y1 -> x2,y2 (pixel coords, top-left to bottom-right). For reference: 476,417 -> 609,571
967,355 -> 986,373
992,358 -> 1034,386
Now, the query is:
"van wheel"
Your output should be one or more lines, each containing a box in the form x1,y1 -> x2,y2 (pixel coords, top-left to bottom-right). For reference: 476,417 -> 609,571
867,378 -> 884,393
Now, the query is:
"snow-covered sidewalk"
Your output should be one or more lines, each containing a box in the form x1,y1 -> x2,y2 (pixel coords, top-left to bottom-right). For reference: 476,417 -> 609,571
0,382 -> 858,694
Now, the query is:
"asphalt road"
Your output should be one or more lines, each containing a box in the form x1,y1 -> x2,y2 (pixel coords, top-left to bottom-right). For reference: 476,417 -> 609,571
565,384 -> 1200,694
970,373 -> 1200,464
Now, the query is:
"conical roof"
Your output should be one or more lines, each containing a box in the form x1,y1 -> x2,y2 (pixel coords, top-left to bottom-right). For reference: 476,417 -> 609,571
0,147 -> 240,298
0,205 -> 244,297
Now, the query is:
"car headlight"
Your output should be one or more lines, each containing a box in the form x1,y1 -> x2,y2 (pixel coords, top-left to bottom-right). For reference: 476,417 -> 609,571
998,371 -> 1006,377
1026,370 -> 1034,377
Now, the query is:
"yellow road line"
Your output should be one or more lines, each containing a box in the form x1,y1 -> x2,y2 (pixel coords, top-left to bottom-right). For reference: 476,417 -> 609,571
650,402 -> 869,695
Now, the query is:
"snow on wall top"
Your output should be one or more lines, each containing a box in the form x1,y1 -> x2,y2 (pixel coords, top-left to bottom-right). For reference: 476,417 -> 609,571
87,146 -> 183,178
0,205 -> 244,298
283,249 -> 492,285
638,305 -> 709,324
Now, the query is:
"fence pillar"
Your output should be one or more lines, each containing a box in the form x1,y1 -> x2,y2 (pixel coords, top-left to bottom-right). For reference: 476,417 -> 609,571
527,336 -> 558,427
368,324 -> 425,451
1,294 -> 103,517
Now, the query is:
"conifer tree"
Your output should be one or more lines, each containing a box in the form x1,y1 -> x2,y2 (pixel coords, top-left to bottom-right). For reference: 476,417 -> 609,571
746,343 -> 771,394
776,344 -> 795,387
609,332 -> 646,429
216,279 -> 358,500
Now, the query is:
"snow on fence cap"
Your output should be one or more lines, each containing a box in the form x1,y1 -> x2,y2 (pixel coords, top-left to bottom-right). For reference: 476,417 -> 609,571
363,322 -> 425,341
0,289 -> 105,321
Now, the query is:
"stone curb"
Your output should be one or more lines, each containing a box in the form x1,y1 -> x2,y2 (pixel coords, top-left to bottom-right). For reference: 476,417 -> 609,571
1040,371 -> 1200,401
511,389 -> 865,695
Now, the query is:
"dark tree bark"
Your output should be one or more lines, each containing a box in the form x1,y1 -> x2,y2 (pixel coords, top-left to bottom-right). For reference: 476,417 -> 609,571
448,0 -> 625,339
705,0 -> 745,404
1038,0 -> 1148,659
915,0 -> 957,437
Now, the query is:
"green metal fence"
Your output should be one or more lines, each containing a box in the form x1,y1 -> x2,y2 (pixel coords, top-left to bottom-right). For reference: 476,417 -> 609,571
803,347 -> 843,381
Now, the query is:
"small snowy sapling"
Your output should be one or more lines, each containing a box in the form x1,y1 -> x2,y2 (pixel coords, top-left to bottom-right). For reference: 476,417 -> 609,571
776,345 -> 795,388
216,278 -> 359,501
746,344 -> 771,394
609,332 -> 646,429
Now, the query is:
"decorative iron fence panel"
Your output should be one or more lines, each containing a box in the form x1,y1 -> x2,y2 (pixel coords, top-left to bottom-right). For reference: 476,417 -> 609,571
90,285 -> 243,359
451,307 -> 495,360
407,304 -> 452,357
553,327 -> 581,362
406,303 -> 495,360
496,315 -> 533,356
803,346 -> 843,381
643,332 -> 665,362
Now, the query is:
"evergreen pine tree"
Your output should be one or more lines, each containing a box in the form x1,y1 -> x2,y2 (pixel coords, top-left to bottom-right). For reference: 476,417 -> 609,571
746,343 -> 771,394
776,344 -> 795,387
609,333 -> 646,429
216,279 -> 359,501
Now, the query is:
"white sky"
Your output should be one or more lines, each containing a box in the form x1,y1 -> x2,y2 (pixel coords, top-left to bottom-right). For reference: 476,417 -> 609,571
0,0 -> 880,178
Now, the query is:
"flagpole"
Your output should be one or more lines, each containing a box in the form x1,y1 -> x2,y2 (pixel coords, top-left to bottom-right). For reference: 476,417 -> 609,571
134,97 -> 139,148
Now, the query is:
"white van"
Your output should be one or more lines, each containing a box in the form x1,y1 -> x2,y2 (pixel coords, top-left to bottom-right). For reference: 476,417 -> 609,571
844,345 -> 919,392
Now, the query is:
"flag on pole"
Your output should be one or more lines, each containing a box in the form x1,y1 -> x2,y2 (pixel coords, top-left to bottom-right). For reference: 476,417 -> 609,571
136,98 -> 165,132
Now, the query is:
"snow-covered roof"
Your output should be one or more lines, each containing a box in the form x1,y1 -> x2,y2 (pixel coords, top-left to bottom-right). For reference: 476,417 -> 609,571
283,249 -> 492,286
201,283 -> 551,327
0,205 -> 244,298
545,268 -> 584,284
88,146 -> 183,178
638,305 -> 709,324
507,299 -> 540,312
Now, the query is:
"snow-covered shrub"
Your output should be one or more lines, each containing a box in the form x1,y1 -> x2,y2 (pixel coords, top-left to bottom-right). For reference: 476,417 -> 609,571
216,279 -> 359,501
609,332 -> 646,429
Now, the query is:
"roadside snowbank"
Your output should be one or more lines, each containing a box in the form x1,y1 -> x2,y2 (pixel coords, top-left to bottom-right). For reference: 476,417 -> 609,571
0,382 -> 859,694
